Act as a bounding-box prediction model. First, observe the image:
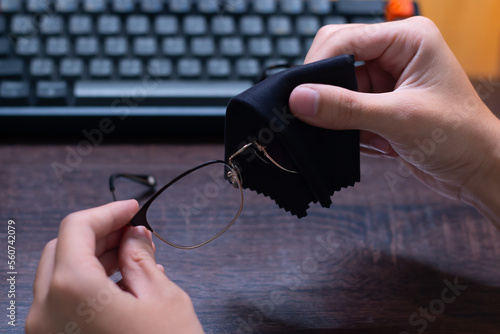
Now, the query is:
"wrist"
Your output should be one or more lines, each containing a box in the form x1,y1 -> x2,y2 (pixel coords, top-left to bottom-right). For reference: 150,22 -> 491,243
461,115 -> 500,229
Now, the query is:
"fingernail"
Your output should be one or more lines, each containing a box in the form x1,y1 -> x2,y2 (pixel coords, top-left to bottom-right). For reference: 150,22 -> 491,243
131,226 -> 153,243
369,137 -> 391,153
292,86 -> 319,117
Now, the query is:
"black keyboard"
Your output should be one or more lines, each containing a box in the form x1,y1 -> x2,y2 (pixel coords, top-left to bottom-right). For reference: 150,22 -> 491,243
0,0 -> 394,135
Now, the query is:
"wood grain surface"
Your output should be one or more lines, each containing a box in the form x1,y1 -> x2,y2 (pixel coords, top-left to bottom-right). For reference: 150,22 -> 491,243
1,131 -> 499,333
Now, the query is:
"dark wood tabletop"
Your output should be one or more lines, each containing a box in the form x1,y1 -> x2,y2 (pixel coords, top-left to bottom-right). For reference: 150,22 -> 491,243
1,85 -> 500,334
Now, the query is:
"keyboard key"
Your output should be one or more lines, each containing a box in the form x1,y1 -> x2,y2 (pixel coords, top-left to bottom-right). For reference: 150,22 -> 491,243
98,15 -> 121,35
36,81 -> 68,105
0,37 -> 11,56
147,59 -> 172,77
155,16 -> 179,35
324,16 -> 348,25
0,0 -> 21,12
119,59 -> 142,77
253,0 -> 275,14
211,16 -> 235,35
104,37 -> 128,57
89,58 -> 113,78
84,0 -> 107,13
55,0 -> 78,13
191,37 -> 214,57
16,37 -> 40,57
293,58 -> 305,66
337,0 -> 386,15
268,16 -> 292,36
74,81 -> 252,106
0,0 -> 405,130
0,16 -> 6,34
113,0 -> 135,13
60,58 -> 84,78
277,37 -> 301,57
236,58 -> 260,78
46,37 -> 70,57
240,16 -> 264,36
30,58 -> 55,78
220,37 -> 244,57
127,15 -> 150,35
170,0 -> 191,13
308,0 -> 331,14
296,16 -> 320,36
0,59 -> 24,78
198,0 -> 219,13
184,16 -> 207,36
207,58 -> 231,78
162,37 -> 186,57
178,59 -> 202,78
0,81 -> 30,105
134,37 -> 157,57
281,0 -> 303,14
223,0 -> 247,14
69,15 -> 93,35
27,0 -> 50,12
11,15 -> 36,35
248,37 -> 273,57
76,37 -> 99,57
304,37 -> 314,52
141,0 -> 163,13
40,16 -> 64,35
263,59 -> 289,76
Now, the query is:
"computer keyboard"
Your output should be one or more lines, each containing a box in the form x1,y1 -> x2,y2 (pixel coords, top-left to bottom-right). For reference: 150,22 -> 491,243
0,0 -> 411,135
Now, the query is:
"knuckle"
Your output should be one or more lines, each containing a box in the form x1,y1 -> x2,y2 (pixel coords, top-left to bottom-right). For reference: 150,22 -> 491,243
43,238 -> 58,254
171,286 -> 193,306
159,282 -> 194,308
408,16 -> 441,43
60,211 -> 80,228
410,16 -> 438,31
315,25 -> 333,40
129,249 -> 153,268
123,244 -> 155,273
25,309 -> 40,334
49,268 -> 82,300
46,237 -> 58,248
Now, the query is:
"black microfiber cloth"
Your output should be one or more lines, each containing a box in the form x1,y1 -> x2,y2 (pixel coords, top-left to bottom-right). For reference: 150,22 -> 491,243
224,55 -> 360,218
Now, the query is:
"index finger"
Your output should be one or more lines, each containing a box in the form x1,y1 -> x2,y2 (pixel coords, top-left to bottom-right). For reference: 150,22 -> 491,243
55,200 -> 139,267
305,17 -> 428,76
304,23 -> 361,63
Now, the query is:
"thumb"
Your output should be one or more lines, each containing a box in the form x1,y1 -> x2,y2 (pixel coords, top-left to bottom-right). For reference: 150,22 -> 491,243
289,84 -> 402,135
118,226 -> 168,298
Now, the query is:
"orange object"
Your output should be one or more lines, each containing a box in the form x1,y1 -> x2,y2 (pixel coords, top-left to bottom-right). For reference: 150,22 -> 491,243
386,0 -> 415,21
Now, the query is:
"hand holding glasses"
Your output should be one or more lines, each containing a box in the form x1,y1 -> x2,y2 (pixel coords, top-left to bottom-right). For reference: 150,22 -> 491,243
110,55 -> 361,249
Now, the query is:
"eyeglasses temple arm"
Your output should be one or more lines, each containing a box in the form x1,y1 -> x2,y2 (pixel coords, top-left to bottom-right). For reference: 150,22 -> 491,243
228,142 -> 254,169
109,174 -> 157,201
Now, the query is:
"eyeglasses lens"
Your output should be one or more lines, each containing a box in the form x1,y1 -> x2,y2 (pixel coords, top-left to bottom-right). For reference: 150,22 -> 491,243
143,162 -> 242,248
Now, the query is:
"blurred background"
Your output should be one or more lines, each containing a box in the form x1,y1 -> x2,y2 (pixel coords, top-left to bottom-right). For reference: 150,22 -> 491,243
418,0 -> 500,79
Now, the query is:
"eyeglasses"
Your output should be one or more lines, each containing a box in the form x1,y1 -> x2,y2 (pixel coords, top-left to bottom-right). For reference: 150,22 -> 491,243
109,141 -> 298,249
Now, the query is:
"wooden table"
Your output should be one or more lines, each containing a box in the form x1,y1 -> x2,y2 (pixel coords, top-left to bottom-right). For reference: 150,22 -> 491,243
1,127 -> 499,334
